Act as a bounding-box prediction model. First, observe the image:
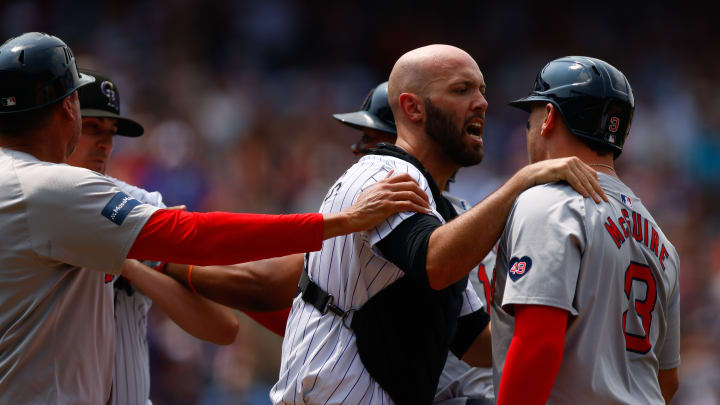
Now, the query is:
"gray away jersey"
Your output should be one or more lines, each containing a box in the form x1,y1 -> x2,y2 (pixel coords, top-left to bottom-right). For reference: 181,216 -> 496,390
434,193 -> 495,404
108,177 -> 166,405
270,154 -> 484,405
491,173 -> 680,405
0,149 -> 159,404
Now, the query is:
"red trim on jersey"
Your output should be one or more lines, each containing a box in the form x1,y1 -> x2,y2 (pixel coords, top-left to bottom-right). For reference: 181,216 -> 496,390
244,308 -> 291,337
497,305 -> 568,405
128,210 -> 323,265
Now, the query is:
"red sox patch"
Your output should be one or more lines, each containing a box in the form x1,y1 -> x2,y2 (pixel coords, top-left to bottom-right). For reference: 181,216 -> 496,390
508,256 -> 533,282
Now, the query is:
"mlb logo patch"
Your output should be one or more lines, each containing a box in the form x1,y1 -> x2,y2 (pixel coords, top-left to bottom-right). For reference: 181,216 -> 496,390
104,273 -> 115,284
101,192 -> 141,225
1,97 -> 17,107
621,194 -> 633,208
508,256 -> 533,282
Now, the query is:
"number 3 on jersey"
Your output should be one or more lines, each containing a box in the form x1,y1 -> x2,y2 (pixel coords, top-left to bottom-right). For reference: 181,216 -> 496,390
622,262 -> 657,354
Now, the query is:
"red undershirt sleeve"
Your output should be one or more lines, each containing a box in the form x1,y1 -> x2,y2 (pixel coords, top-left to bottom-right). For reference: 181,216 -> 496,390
127,210 -> 323,265
243,308 -> 292,337
497,304 -> 569,405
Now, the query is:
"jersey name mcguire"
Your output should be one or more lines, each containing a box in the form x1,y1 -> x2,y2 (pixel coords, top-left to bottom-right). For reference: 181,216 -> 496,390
603,202 -> 670,271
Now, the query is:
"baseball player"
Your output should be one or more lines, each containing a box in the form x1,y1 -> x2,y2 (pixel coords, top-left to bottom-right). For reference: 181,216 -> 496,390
0,32 -> 429,404
270,44 -> 607,405
491,56 -> 680,405
66,69 -> 240,405
161,81 -> 497,404
335,81 -> 496,405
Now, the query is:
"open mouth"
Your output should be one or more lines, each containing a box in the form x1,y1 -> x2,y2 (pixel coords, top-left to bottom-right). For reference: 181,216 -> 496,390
465,121 -> 484,141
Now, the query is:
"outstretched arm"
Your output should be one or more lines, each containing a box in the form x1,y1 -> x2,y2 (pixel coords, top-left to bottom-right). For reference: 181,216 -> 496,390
121,259 -> 239,345
128,172 -> 429,266
165,254 -> 304,312
426,157 -> 606,290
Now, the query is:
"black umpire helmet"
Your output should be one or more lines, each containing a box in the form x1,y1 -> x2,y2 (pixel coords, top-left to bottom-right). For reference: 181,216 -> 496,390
509,56 -> 634,158
333,81 -> 397,134
78,69 -> 144,137
0,32 -> 94,114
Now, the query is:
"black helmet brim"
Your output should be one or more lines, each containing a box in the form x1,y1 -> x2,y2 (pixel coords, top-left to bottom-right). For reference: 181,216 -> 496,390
332,111 -> 397,135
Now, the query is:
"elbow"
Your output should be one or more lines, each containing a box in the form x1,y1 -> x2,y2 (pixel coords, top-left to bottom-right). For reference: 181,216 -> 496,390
426,261 -> 455,290
426,256 -> 474,291
427,270 -> 451,290
213,315 -> 240,346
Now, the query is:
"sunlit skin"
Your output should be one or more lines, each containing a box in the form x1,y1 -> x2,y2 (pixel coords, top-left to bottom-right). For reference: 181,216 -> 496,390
389,45 -> 488,191
66,117 -> 117,174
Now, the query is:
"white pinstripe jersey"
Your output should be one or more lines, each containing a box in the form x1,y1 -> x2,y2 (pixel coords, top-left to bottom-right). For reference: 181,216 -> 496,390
270,155 -> 484,405
491,174 -> 680,404
107,177 -> 166,405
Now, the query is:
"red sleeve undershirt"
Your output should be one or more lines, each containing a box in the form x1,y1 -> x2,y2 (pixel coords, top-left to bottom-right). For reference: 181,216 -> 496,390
243,308 -> 292,337
497,304 -> 569,405
127,210 -> 323,265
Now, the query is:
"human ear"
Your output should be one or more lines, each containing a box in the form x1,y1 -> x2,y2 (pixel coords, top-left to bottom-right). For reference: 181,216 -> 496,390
398,93 -> 423,122
540,103 -> 557,137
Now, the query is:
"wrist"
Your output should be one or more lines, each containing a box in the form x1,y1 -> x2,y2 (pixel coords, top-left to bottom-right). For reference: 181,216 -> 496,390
322,212 -> 354,239
508,166 -> 535,194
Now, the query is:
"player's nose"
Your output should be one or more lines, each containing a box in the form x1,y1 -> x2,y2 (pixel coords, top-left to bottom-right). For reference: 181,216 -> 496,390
470,89 -> 488,114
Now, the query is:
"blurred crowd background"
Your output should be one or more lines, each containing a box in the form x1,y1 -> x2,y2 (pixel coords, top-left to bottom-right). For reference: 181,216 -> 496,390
2,1 -> 718,404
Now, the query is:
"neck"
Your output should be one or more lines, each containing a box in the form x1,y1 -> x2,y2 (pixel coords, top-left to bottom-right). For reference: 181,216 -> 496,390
0,131 -> 68,163
549,134 -> 618,178
394,136 -> 458,191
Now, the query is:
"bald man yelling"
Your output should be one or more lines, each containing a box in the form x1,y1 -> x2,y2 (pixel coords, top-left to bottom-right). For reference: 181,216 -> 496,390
271,44 -> 607,405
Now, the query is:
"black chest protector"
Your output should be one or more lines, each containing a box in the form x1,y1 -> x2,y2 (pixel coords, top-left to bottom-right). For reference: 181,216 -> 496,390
349,143 -> 469,404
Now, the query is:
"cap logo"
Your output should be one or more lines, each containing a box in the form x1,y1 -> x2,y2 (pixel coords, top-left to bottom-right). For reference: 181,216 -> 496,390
100,81 -> 119,111
1,97 -> 17,107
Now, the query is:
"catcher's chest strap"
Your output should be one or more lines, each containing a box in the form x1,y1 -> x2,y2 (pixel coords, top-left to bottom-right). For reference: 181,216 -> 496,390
298,256 -> 354,329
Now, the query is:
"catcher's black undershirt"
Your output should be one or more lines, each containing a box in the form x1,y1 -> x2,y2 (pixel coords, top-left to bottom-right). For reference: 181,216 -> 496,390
376,213 -> 490,357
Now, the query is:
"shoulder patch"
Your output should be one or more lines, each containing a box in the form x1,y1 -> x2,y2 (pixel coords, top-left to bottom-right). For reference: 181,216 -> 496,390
508,256 -> 533,282
101,192 -> 141,225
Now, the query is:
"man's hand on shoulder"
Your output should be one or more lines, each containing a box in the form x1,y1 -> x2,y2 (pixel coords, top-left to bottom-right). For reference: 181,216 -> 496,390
323,170 -> 430,238
519,157 -> 608,203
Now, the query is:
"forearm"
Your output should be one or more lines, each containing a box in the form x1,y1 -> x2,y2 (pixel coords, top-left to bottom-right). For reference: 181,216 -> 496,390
427,169 -> 533,289
122,260 -> 239,345
460,323 -> 492,368
165,254 -> 304,311
497,305 -> 567,405
658,368 -> 679,403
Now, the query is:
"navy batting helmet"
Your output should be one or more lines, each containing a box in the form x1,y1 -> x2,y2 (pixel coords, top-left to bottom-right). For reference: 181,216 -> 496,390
509,56 -> 634,157
0,32 -> 94,114
333,81 -> 397,134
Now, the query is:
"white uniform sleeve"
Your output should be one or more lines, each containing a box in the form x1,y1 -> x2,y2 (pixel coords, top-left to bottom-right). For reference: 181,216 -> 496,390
108,176 -> 167,208
658,258 -> 681,369
22,164 -> 159,274
500,185 -> 586,315
459,279 -> 484,316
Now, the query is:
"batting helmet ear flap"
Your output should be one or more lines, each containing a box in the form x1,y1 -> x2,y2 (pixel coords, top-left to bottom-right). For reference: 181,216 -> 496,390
509,56 -> 634,158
